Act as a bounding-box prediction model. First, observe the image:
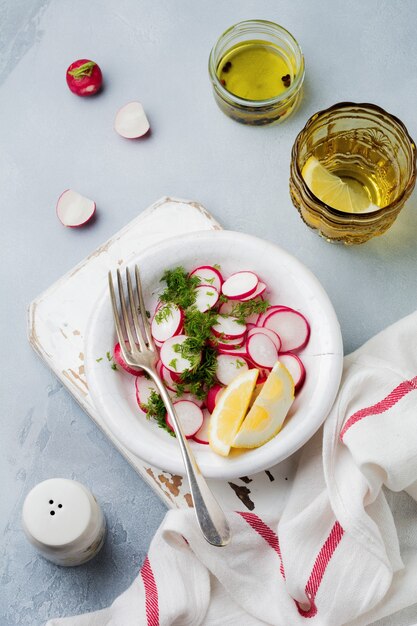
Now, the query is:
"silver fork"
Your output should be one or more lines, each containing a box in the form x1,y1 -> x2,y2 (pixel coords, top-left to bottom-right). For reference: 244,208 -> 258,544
109,265 -> 231,547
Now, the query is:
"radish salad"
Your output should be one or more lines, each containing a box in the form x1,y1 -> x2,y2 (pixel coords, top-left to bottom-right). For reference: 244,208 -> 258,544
113,265 -> 310,446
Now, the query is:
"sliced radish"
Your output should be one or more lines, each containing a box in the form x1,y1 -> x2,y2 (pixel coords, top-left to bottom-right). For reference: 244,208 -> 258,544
247,327 -> 281,352
114,101 -> 150,139
214,335 -> 245,350
218,301 -> 234,315
239,282 -> 266,301
151,304 -> 184,343
160,334 -> 198,374
279,353 -> 306,392
56,189 -> 96,227
176,392 -> 204,408
193,409 -> 211,444
246,333 -> 279,369
257,305 -> 287,327
190,266 -> 223,292
135,377 -> 159,410
113,342 -> 143,376
206,384 -> 224,413
166,401 -> 203,438
221,271 -> 259,300
156,360 -> 178,392
262,308 -> 310,352
212,316 -> 246,339
216,354 -> 249,385
194,284 -> 219,312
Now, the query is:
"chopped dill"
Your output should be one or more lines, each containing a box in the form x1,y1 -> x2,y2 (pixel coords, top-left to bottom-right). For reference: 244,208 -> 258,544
106,351 -> 112,361
155,304 -> 175,324
111,363 -> 118,371
141,390 -> 175,437
96,357 -> 103,363
169,358 -> 178,371
159,267 -> 200,310
179,345 -> 218,400
230,298 -> 269,324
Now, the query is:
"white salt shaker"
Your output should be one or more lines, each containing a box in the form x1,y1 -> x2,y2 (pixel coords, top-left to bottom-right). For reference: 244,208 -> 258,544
22,478 -> 106,566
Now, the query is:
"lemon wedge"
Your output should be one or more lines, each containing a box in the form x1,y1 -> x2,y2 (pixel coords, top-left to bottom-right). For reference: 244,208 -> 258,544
232,362 -> 294,449
301,156 -> 379,214
209,369 -> 259,457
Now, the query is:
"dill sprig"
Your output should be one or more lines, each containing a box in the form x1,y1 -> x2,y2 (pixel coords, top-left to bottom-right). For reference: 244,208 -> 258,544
230,298 -> 269,324
159,267 -> 200,310
141,390 -> 175,437
179,345 -> 218,400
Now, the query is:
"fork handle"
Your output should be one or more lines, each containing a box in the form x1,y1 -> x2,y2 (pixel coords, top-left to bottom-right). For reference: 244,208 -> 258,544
152,376 -> 231,547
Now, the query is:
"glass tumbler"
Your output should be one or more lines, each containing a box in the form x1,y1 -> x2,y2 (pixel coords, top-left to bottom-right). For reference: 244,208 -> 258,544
289,102 -> 416,244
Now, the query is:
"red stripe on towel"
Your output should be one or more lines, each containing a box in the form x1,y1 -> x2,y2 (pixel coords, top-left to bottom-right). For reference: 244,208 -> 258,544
296,521 -> 344,618
340,376 -> 417,440
140,555 -> 159,626
237,511 -> 286,579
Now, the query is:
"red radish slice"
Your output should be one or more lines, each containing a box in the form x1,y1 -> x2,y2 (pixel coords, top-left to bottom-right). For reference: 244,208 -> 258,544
221,271 -> 259,300
115,101 -> 150,139
193,409 -> 211,444
239,282 -> 266,301
206,384 -> 224,413
66,59 -> 103,96
190,266 -> 223,291
279,353 -> 306,392
160,334 -> 199,374
194,284 -> 219,312
56,189 -> 96,227
212,316 -> 246,339
156,360 -> 177,392
113,342 -> 143,376
263,308 -> 310,352
135,377 -> 159,410
247,327 -> 281,352
166,401 -> 203,438
216,354 -> 249,385
177,392 -> 204,408
215,335 -> 245,350
246,333 -> 278,369
151,304 -> 184,343
256,305 -> 287,327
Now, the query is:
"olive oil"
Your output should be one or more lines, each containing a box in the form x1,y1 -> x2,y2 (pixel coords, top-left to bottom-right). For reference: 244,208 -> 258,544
217,40 -> 294,101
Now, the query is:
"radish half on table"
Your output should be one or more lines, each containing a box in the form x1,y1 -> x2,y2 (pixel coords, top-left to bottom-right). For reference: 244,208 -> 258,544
114,101 -> 150,139
56,189 -> 96,227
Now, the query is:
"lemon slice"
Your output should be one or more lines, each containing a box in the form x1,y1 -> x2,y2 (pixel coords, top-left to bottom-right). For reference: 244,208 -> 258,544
232,362 -> 294,449
301,156 -> 378,214
209,369 -> 259,457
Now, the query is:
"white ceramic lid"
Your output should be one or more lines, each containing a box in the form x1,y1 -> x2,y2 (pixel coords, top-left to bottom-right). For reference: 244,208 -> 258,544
22,478 -> 93,548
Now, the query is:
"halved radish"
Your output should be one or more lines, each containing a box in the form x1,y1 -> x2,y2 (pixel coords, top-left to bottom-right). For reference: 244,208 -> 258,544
113,342 -> 143,376
114,101 -> 150,139
193,409 -> 211,444
190,266 -> 223,292
151,304 -> 184,343
135,377 -> 159,410
216,354 -> 249,385
246,333 -> 278,369
279,353 -> 306,392
222,271 -> 259,300
56,189 -> 96,227
239,281 -> 266,301
166,401 -> 203,438
160,334 -> 199,374
262,308 -> 310,352
206,384 -> 225,413
194,284 -> 219,312
212,316 -> 246,339
247,327 -> 281,352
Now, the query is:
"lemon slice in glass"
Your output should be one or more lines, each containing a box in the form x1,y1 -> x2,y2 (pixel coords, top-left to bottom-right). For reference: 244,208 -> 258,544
301,156 -> 379,214
209,369 -> 259,457
232,362 -> 294,449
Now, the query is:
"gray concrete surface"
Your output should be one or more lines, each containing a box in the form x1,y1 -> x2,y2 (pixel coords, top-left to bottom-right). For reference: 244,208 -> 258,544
1,1 -> 417,624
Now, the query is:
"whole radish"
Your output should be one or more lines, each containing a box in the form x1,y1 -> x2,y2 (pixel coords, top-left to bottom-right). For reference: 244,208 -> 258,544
66,59 -> 103,96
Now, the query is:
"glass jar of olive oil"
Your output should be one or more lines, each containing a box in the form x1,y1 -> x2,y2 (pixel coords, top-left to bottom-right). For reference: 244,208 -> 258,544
208,20 -> 305,125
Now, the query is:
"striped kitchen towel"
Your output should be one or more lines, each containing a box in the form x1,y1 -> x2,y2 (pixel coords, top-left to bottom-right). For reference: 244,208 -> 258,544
46,311 -> 417,626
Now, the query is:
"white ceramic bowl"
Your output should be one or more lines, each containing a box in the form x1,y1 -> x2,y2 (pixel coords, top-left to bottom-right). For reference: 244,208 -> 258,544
84,231 -> 343,479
